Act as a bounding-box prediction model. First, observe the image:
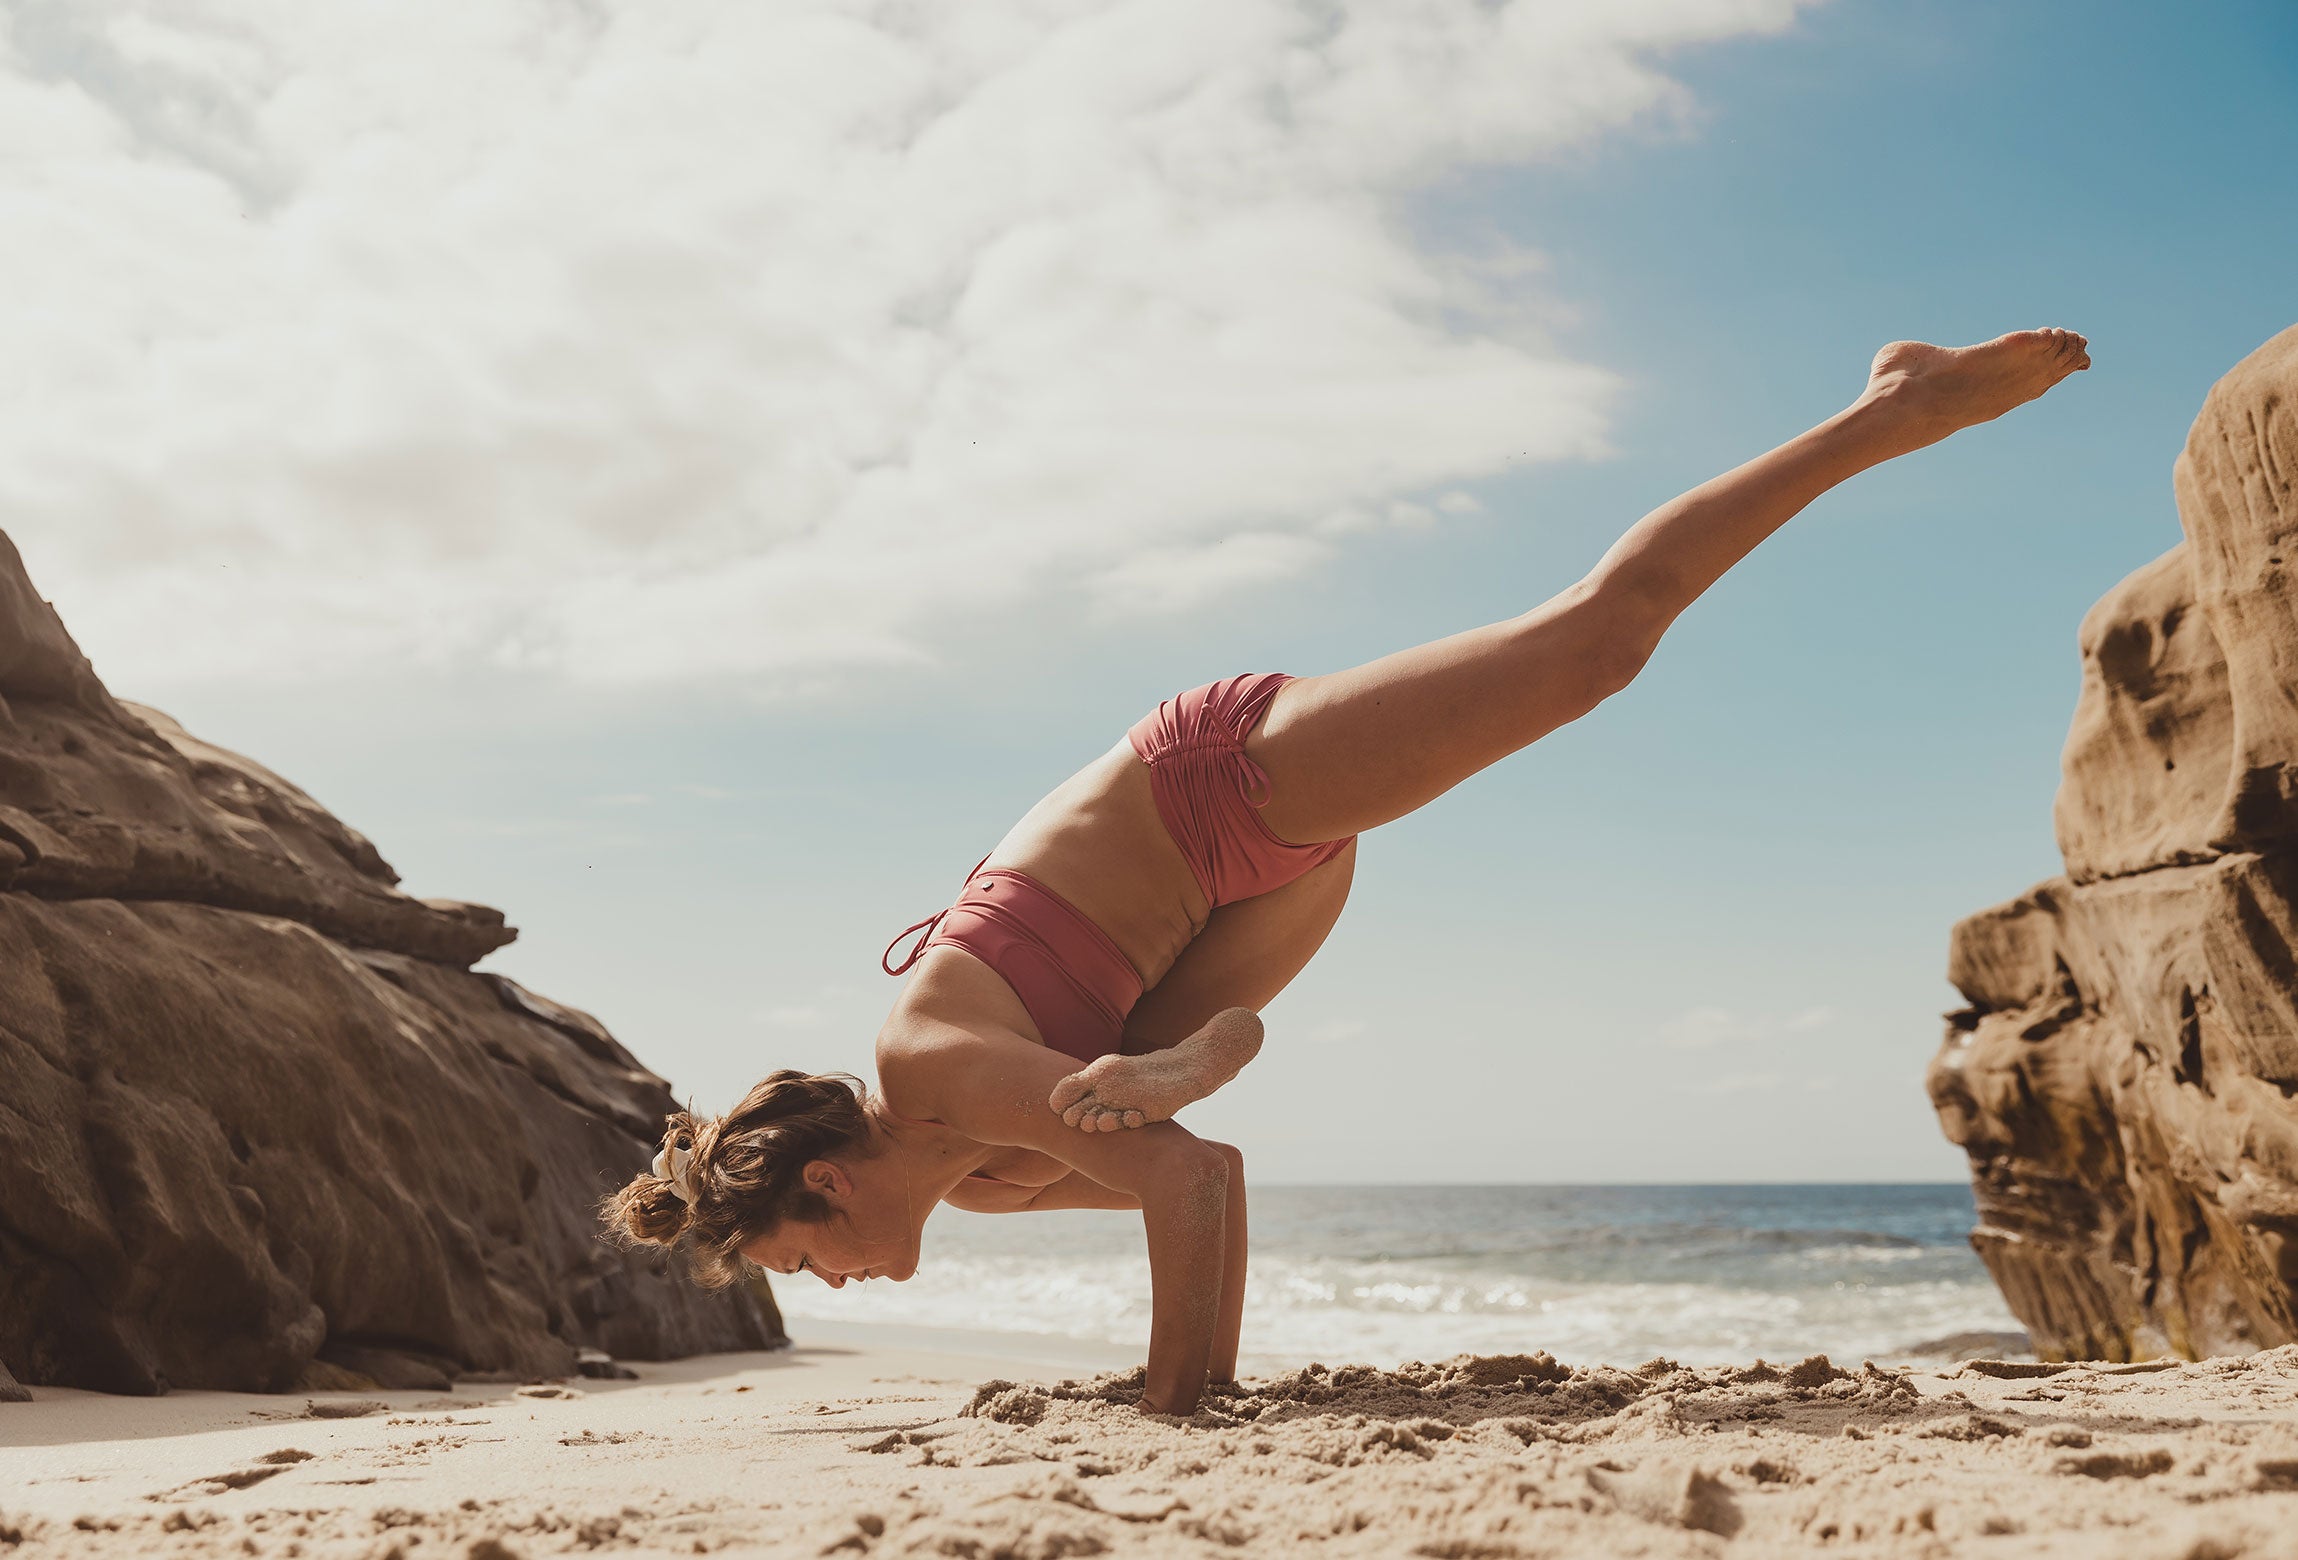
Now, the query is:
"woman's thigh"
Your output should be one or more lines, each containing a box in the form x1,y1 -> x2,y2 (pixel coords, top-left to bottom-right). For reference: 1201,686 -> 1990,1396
1249,584 -> 1637,844
1120,841 -> 1356,1052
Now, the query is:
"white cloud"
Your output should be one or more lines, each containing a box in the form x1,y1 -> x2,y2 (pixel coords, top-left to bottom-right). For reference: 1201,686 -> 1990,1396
1659,1003 -> 1841,1048
753,982 -> 873,1037
0,0 -> 1810,692
1700,1072 -> 1780,1094
1659,1005 -> 1751,1049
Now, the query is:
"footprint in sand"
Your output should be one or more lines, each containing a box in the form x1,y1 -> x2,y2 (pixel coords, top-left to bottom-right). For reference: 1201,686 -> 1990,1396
146,1451 -> 312,1503
304,1398 -> 388,1420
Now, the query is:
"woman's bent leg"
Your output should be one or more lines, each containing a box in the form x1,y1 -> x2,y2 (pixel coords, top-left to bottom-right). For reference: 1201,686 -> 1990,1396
1122,842 -> 1356,1051
1049,844 -> 1355,1130
1253,330 -> 2090,844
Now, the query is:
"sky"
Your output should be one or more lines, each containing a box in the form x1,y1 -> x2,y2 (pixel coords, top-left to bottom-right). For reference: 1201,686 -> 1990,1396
5,0 -> 2294,1182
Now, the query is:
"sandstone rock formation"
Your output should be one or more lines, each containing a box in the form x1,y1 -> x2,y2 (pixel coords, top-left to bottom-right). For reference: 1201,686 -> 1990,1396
1930,326 -> 2298,1362
0,531 -> 783,1394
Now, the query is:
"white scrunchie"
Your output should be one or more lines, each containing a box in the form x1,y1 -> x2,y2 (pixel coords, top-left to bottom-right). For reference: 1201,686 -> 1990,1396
651,1137 -> 700,1205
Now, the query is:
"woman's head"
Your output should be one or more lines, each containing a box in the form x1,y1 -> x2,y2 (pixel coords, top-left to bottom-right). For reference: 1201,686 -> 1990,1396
603,1070 -> 921,1289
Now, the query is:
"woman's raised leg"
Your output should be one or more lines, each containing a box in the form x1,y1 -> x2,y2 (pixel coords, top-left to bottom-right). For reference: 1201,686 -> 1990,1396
1252,330 -> 2090,845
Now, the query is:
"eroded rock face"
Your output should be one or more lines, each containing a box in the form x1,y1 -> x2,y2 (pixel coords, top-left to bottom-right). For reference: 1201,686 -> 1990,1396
0,533 -> 782,1393
1931,326 -> 2298,1361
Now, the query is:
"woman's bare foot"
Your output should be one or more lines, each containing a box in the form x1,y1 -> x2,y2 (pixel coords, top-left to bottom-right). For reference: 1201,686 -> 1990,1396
1047,1008 -> 1265,1132
1859,329 -> 2090,452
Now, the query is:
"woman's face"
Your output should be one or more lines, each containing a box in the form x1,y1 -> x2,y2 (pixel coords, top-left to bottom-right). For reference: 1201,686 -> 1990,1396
740,1156 -> 923,1288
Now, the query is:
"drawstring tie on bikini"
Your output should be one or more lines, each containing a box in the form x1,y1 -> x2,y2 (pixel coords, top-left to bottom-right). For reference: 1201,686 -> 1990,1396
881,912 -> 945,976
882,855 -> 991,976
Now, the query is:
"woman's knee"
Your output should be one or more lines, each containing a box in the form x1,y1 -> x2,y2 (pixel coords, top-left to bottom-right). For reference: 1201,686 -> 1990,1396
1200,1139 -> 1246,1176
1585,628 -> 1659,702
1544,574 -> 1666,703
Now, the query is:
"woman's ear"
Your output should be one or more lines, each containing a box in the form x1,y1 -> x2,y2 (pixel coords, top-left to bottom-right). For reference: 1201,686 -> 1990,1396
803,1159 -> 852,1203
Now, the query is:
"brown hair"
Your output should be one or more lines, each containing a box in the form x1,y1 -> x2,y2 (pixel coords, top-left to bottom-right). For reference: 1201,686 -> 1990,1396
601,1070 -> 877,1288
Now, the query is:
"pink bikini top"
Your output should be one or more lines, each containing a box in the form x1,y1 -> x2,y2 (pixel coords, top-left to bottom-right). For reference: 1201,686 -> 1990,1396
882,859 -> 1144,1063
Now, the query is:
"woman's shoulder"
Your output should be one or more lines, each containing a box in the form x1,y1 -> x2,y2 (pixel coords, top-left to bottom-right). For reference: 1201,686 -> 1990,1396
872,982 -> 973,1080
870,1021 -> 943,1120
896,945 -> 1043,1035
877,949 -> 1044,1066
871,982 -> 1008,1121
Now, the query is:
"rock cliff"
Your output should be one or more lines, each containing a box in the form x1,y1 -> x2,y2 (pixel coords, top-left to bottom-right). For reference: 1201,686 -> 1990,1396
1930,326 -> 2298,1361
0,531 -> 783,1394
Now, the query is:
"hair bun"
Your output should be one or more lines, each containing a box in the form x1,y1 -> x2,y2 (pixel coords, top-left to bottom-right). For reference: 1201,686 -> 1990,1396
600,1071 -> 875,1289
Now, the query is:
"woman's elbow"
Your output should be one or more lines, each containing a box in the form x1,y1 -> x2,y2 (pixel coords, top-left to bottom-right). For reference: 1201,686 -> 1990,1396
1200,1140 -> 1246,1180
1151,1139 -> 1233,1204
1536,571 -> 1662,705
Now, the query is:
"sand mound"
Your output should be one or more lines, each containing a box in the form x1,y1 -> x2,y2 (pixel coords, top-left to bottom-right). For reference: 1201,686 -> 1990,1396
806,1348 -> 2298,1556
9,1343 -> 2298,1557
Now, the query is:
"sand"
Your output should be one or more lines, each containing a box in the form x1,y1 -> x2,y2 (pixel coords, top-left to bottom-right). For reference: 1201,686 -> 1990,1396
6,1326 -> 2298,1559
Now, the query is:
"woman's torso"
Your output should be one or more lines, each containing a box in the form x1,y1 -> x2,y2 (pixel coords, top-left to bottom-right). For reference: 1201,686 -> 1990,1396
909,738 -> 1210,1028
875,739 -> 1209,1166
984,738 -> 1208,989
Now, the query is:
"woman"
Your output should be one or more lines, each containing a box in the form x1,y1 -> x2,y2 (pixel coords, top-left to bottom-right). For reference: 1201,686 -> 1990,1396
608,330 -> 2090,1414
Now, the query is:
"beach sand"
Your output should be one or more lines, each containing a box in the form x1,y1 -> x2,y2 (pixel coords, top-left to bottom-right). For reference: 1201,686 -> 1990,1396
6,1325 -> 2298,1558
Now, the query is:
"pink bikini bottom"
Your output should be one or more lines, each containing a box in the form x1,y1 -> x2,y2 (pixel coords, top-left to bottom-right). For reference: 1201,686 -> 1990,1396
883,673 -> 1354,1062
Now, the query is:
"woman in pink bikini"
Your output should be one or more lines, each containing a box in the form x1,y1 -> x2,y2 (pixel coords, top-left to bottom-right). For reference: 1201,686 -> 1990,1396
609,331 -> 2090,1413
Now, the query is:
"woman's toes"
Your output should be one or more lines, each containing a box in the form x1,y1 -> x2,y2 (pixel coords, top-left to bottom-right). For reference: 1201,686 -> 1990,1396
1061,1098 -> 1093,1128
1121,1109 -> 1145,1130
1049,1072 -> 1092,1113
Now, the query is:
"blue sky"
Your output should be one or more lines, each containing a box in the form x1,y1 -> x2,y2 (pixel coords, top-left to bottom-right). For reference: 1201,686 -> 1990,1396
12,1 -> 2296,1181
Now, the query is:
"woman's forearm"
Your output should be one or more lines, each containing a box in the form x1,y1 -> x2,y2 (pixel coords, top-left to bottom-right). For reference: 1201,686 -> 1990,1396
1209,1144 -> 1247,1383
1137,1142 -> 1232,1414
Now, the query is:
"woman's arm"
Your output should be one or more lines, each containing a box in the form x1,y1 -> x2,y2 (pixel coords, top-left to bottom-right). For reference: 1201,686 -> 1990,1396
1203,1141 -> 1247,1384
886,1021 -> 1233,1413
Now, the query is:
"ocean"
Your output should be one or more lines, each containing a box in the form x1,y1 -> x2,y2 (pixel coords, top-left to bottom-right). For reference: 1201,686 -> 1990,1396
770,1182 -> 2025,1371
